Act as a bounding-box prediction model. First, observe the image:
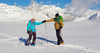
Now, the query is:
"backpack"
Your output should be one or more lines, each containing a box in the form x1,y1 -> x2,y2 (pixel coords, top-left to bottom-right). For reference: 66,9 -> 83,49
58,15 -> 63,22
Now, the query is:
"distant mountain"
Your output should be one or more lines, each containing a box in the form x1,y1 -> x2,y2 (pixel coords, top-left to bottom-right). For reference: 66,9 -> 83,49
27,4 -> 100,21
27,5 -> 76,21
0,3 -> 100,22
0,3 -> 48,22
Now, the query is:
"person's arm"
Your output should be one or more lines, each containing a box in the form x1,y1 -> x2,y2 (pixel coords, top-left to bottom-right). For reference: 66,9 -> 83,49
42,18 -> 54,23
35,21 -> 42,25
27,21 -> 31,31
46,18 -> 54,22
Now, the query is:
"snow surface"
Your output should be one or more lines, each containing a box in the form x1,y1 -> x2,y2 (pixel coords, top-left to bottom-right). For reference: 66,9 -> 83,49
0,3 -> 100,53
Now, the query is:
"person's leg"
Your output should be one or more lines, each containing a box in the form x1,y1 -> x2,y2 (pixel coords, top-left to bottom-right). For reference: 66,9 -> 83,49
32,32 -> 36,45
56,30 -> 61,45
26,32 -> 32,45
59,30 -> 64,43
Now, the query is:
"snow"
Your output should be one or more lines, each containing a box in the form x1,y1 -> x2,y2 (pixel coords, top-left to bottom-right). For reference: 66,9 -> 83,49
0,3 -> 100,53
0,3 -> 49,22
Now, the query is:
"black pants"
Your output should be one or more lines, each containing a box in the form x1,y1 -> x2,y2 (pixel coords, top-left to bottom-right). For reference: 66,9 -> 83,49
26,32 -> 36,45
56,30 -> 64,45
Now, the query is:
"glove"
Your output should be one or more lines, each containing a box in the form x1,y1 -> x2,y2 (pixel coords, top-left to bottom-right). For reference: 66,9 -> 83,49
60,27 -> 62,29
27,30 -> 29,34
42,20 -> 46,23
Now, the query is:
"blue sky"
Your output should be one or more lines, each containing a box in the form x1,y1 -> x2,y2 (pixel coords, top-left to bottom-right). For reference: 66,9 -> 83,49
0,0 -> 31,6
0,0 -> 100,10
0,0 -> 71,8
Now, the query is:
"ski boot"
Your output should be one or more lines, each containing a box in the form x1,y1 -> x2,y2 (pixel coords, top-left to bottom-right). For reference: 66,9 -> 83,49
61,42 -> 64,45
25,44 -> 30,46
31,44 -> 35,47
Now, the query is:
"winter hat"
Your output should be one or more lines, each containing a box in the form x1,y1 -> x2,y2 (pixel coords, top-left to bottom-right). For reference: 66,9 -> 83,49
30,17 -> 35,22
55,13 -> 59,17
32,17 -> 35,19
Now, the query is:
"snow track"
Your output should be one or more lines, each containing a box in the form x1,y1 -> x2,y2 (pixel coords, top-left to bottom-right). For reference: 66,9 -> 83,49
60,44 -> 100,53
0,33 -> 18,44
32,42 -> 100,53
0,33 -> 100,53
0,33 -> 17,38
41,43 -> 100,53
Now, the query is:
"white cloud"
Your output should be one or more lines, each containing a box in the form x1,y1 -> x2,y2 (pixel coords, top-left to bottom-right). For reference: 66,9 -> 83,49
64,0 -> 100,16
65,0 -> 100,10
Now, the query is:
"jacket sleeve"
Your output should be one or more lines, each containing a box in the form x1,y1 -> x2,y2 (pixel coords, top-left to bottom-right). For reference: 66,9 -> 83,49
35,21 -> 42,25
59,20 -> 64,28
46,18 -> 54,22
27,21 -> 31,31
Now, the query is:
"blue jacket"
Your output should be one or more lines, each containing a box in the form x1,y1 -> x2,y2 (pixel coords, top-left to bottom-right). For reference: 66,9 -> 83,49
27,21 -> 42,32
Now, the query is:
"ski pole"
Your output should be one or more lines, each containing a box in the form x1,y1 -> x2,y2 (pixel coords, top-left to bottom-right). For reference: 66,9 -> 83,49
45,23 -> 48,42
18,38 -> 24,45
17,35 -> 27,45
40,23 -> 45,44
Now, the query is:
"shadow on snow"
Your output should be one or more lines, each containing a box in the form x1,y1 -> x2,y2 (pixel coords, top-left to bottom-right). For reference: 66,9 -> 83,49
19,37 -> 57,45
37,37 -> 57,45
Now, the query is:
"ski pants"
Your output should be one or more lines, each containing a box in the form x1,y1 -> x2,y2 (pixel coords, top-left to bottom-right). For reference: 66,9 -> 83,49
26,32 -> 36,45
56,30 -> 64,45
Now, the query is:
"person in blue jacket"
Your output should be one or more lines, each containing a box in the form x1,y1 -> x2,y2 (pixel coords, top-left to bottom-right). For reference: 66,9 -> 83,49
26,17 -> 45,46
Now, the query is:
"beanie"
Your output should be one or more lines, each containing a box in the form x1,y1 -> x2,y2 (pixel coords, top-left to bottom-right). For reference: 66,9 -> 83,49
55,13 -> 59,17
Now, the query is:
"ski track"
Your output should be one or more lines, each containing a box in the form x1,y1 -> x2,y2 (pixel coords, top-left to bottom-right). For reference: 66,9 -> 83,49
0,33 -> 18,44
0,33 -> 17,38
61,44 -> 100,53
0,33 -> 100,53
41,42 -> 100,53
